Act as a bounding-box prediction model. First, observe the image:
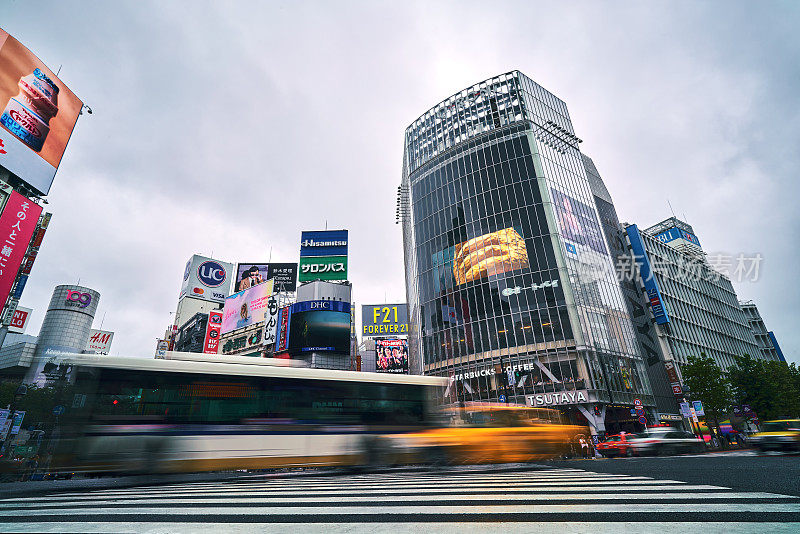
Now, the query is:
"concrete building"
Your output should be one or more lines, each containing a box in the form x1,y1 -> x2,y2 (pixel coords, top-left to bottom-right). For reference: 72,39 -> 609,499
739,300 -> 784,362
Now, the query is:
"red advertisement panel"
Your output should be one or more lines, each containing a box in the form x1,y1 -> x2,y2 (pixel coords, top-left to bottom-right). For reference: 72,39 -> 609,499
0,191 -> 41,305
203,310 -> 223,354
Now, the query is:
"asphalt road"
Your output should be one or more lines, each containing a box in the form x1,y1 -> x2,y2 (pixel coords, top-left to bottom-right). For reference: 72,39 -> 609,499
548,450 -> 800,497
0,454 -> 797,532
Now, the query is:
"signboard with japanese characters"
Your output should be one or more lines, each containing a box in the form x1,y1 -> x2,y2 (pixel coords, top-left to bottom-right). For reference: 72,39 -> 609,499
298,229 -> 348,282
203,310 -> 222,354
0,191 -> 41,306
298,255 -> 348,282
262,294 -> 279,349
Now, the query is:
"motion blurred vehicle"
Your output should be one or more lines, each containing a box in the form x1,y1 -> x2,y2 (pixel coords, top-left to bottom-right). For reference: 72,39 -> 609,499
36,352 -> 447,475
750,420 -> 800,452
595,433 -> 637,457
370,403 -> 588,465
627,428 -> 705,456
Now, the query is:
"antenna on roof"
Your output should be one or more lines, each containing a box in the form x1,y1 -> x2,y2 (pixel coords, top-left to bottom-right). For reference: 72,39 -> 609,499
667,199 -> 676,219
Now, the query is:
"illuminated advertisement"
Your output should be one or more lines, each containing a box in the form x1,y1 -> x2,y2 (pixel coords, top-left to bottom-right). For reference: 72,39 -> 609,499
627,224 -> 670,324
0,28 -> 83,196
235,262 -> 297,292
0,191 -> 42,306
453,227 -> 529,285
203,310 -> 222,354
375,338 -> 408,374
221,279 -> 274,334
362,304 -> 408,336
179,254 -> 233,303
299,230 -> 348,257
298,255 -> 347,282
287,300 -> 351,353
550,188 -> 607,255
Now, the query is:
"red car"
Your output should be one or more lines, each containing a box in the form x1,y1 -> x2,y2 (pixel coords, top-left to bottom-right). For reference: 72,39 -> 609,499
596,433 -> 637,457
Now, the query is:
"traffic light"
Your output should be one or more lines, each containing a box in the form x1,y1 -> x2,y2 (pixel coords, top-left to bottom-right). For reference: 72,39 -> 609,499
593,405 -> 601,417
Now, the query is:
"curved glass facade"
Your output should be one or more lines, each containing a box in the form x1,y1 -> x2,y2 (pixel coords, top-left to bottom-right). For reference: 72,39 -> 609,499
401,72 -> 654,422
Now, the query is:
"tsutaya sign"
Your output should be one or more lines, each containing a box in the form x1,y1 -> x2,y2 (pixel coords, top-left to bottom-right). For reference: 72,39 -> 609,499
527,390 -> 589,408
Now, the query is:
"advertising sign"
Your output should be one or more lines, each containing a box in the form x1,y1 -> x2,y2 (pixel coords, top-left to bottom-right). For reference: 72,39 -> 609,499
526,390 -> 589,408
220,323 -> 263,355
287,300 -> 350,353
0,29 -> 83,196
9,410 -> 24,434
298,255 -> 347,282
453,227 -> 529,285
299,230 -> 348,257
692,400 -> 705,417
155,339 -> 169,358
203,310 -> 222,354
627,224 -> 670,324
179,254 -> 233,303
550,188 -> 608,255
375,338 -> 408,374
221,279 -> 274,334
274,305 -> 291,355
85,329 -> 113,354
362,304 -> 409,337
0,191 -> 42,306
679,402 -> 692,418
7,304 -> 31,333
654,227 -> 702,248
262,294 -> 279,349
235,263 -> 298,293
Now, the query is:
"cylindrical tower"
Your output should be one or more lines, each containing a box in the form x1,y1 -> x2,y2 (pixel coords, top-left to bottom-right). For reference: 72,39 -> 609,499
400,71 -> 654,434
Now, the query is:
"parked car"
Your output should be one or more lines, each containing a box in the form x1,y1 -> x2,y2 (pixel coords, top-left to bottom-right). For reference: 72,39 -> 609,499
750,420 -> 800,452
628,428 -> 705,456
596,433 -> 638,457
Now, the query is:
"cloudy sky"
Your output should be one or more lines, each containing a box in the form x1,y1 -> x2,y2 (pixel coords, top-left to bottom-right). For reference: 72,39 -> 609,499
1,1 -> 797,364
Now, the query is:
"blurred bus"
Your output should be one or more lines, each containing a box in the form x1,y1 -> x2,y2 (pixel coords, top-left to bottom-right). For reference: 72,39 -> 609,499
49,352 -> 447,474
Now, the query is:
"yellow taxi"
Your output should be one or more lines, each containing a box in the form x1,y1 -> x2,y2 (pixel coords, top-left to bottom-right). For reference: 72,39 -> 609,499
751,419 -> 800,452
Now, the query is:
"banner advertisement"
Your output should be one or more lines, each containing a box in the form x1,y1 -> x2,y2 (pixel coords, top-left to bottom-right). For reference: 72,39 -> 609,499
375,338 -> 408,374
266,263 -> 297,292
0,191 -> 42,306
0,28 -> 83,196
627,224 -> 670,324
221,279 -> 274,334
179,254 -> 233,303
220,323 -> 263,355
7,304 -> 31,333
262,294 -> 279,350
203,310 -> 222,354
155,339 -> 169,358
299,230 -> 348,257
453,227 -> 529,285
362,304 -> 408,336
235,263 -> 298,293
85,329 -> 113,354
234,263 -> 268,292
274,305 -> 291,355
298,255 -> 347,282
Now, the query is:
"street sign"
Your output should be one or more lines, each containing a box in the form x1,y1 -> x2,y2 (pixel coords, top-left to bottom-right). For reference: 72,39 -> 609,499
52,405 -> 64,416
692,401 -> 705,417
679,402 -> 692,418
499,394 -> 507,403
634,398 -> 642,408
638,416 -> 647,425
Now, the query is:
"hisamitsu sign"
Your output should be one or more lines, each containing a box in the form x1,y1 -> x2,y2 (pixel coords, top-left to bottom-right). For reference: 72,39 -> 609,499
362,304 -> 408,336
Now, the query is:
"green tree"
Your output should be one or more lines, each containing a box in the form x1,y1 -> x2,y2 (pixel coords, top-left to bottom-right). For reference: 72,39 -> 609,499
682,353 -> 731,438
729,355 -> 800,421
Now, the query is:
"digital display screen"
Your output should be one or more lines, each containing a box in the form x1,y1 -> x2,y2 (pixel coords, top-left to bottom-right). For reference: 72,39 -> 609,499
376,339 -> 408,374
288,309 -> 350,353
453,227 -> 529,285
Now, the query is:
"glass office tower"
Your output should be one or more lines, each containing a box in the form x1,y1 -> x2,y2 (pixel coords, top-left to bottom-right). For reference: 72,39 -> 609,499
400,71 -> 654,433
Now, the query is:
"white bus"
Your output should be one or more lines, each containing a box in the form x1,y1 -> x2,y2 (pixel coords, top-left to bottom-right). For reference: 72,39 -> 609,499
50,352 -> 447,473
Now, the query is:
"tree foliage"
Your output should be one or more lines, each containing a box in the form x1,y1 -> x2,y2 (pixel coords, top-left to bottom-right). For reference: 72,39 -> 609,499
728,354 -> 800,420
682,353 -> 731,433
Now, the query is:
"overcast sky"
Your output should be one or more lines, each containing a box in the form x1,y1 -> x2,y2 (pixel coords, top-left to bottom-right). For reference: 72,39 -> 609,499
1,0 -> 797,364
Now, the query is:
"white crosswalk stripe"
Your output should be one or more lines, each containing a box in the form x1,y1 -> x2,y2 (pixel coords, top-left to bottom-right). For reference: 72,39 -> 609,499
0,467 -> 797,532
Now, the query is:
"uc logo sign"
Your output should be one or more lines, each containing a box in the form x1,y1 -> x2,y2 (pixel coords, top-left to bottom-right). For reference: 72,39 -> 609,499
198,261 -> 226,287
65,290 -> 92,308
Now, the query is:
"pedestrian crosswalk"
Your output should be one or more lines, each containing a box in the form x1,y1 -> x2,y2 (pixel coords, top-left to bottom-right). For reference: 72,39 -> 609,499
0,467 -> 797,532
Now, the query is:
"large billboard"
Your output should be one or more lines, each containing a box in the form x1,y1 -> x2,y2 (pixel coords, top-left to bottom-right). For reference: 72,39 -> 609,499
235,262 -> 297,292
375,338 -> 408,374
0,191 -> 42,306
221,279 -> 274,334
7,305 -> 31,333
550,188 -> 607,255
362,303 -> 408,337
453,227 -> 529,285
179,254 -> 234,304
0,29 -> 83,196
85,329 -> 113,354
298,230 -> 348,283
627,224 -> 670,324
287,300 -> 350,353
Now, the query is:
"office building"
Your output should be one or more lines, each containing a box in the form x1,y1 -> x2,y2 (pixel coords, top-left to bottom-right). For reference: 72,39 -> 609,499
739,300 -> 784,362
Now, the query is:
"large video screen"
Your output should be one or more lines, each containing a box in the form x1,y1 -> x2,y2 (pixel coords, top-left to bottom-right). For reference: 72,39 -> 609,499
287,300 -> 351,353
235,263 -> 269,292
550,188 -> 607,255
0,28 -> 83,196
376,339 -> 408,374
221,279 -> 274,334
453,227 -> 529,285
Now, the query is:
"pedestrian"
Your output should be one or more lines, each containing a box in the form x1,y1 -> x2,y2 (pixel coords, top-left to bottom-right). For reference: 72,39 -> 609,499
578,435 -> 589,458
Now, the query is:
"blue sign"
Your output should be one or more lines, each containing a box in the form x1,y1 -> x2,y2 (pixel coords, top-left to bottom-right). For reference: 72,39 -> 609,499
627,225 -> 670,324
290,300 -> 350,314
638,416 -> 647,425
52,405 -> 64,416
197,260 -> 227,287
300,230 -> 348,257
565,242 -> 577,255
499,394 -> 507,402
12,274 -> 28,299
654,227 -> 701,248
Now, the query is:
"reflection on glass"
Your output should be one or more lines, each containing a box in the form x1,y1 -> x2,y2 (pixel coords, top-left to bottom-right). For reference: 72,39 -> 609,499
453,227 -> 529,285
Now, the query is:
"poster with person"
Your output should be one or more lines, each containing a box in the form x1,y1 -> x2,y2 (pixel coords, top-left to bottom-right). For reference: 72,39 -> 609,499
375,339 -> 408,374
